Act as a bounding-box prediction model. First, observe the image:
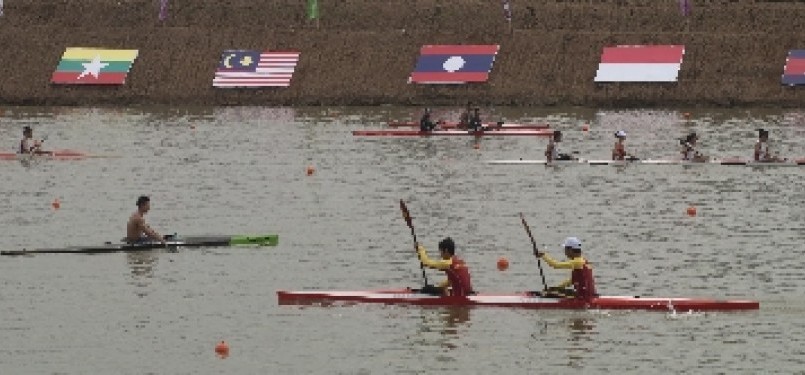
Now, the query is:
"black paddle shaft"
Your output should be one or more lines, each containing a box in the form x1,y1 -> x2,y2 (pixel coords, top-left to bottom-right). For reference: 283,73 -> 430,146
400,200 -> 429,287
519,213 -> 548,292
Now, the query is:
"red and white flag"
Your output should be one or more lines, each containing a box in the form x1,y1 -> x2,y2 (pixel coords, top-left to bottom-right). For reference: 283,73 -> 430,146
594,45 -> 685,82
213,50 -> 300,88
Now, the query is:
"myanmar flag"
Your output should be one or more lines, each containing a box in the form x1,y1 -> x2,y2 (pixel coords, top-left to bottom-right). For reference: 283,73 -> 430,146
51,48 -> 139,85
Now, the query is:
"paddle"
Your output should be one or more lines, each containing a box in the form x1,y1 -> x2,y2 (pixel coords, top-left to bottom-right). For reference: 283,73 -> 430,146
519,213 -> 548,293
400,199 -> 429,287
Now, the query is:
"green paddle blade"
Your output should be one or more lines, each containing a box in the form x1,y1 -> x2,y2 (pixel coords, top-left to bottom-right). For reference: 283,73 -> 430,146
229,234 -> 279,246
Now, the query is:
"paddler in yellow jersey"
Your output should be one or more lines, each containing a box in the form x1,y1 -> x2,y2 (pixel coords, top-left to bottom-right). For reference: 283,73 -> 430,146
534,237 -> 597,300
416,237 -> 474,296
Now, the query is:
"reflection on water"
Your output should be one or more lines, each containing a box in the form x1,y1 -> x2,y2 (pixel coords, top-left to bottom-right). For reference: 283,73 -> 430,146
410,307 -> 473,352
126,251 -> 158,297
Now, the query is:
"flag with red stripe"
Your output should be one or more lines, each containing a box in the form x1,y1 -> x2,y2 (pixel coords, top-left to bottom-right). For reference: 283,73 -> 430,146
212,50 -> 300,88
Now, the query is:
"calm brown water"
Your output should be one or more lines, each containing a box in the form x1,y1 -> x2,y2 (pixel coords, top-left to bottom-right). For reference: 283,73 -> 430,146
1,106 -> 804,374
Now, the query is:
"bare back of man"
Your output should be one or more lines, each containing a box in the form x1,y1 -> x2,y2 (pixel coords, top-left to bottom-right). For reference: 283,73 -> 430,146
126,196 -> 164,244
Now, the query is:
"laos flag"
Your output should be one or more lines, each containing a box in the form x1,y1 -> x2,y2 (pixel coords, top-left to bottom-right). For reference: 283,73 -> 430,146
782,50 -> 805,86
408,45 -> 500,84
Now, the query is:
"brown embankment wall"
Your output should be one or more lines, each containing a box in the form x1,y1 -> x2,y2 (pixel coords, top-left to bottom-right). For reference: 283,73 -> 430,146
1,0 -> 805,107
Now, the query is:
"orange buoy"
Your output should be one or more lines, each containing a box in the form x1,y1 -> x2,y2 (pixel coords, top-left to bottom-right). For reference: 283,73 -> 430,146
582,124 -> 589,132
306,165 -> 315,176
215,341 -> 230,358
497,257 -> 509,271
686,206 -> 697,217
51,198 -> 61,210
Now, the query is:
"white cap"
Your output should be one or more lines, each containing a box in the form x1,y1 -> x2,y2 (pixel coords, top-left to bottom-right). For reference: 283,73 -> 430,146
615,130 -> 626,138
562,237 -> 582,250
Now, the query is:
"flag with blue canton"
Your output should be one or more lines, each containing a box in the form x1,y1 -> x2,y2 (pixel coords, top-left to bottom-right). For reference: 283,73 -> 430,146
213,49 -> 300,87
217,50 -> 262,72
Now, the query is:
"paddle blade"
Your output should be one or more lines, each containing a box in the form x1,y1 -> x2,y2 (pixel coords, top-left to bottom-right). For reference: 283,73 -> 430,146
400,199 -> 413,229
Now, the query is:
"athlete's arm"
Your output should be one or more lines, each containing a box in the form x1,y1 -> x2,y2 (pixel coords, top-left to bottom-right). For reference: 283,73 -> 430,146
416,245 -> 452,270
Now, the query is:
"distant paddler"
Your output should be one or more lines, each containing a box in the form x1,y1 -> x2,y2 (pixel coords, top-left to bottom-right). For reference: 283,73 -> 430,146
18,126 -> 47,155
468,107 -> 483,132
419,108 -> 437,132
458,102 -> 472,130
680,132 -> 708,162
545,130 -> 573,162
754,128 -> 783,162
126,196 -> 166,244
611,130 -> 637,161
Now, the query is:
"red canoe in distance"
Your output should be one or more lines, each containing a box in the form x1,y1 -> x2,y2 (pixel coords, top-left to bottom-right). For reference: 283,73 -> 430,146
387,121 -> 550,130
353,129 -> 554,137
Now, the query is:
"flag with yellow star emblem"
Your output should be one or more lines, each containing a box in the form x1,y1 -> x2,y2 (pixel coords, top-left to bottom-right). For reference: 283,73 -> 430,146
51,47 -> 139,85
213,50 -> 300,88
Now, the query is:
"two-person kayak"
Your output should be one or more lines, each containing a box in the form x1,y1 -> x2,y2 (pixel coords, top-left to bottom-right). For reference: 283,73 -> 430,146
277,202 -> 759,312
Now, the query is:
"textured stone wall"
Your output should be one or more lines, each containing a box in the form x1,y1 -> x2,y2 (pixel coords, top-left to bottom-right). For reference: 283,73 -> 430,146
1,0 -> 805,107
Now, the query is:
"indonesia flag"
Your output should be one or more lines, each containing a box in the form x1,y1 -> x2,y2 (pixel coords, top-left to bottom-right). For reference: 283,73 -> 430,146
594,45 -> 685,82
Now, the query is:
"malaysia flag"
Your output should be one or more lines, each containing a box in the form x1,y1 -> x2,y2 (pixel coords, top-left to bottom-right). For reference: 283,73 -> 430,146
408,45 -> 500,84
212,50 -> 300,88
782,50 -> 805,86
594,45 -> 685,82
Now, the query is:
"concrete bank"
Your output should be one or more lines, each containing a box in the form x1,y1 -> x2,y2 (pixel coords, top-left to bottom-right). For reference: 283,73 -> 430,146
1,0 -> 804,107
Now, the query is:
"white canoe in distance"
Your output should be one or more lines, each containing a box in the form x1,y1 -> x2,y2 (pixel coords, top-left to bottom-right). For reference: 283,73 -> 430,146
486,158 -> 805,167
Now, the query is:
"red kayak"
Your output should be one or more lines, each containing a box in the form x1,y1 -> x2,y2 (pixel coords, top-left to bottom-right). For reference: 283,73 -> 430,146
277,289 -> 759,312
353,129 -> 554,137
388,121 -> 550,130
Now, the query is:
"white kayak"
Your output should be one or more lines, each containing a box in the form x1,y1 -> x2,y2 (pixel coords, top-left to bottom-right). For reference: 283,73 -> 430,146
486,158 -> 805,166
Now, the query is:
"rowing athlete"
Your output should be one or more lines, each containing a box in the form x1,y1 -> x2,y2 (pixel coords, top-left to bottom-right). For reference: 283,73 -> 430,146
458,102 -> 472,129
680,132 -> 707,162
18,126 -> 45,155
420,108 -> 436,132
468,107 -> 483,132
545,130 -> 573,162
126,196 -> 166,244
534,237 -> 596,300
416,237 -> 473,296
611,130 -> 628,160
754,128 -> 782,162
